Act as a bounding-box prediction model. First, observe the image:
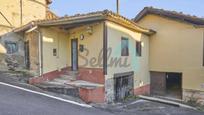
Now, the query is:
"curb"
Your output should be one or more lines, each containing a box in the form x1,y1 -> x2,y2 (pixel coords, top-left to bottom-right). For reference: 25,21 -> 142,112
139,95 -> 197,110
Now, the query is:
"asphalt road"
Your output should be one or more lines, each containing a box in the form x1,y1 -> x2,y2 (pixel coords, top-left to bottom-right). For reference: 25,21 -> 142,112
0,82 -> 203,115
0,83 -> 113,115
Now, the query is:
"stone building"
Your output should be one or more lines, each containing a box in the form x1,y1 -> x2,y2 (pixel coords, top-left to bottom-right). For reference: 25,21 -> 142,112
0,0 -> 56,71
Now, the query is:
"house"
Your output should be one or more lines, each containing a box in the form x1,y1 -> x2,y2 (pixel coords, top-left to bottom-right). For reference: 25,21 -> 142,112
2,1 -> 203,104
0,0 -> 56,70
134,7 -> 204,104
11,10 -> 155,103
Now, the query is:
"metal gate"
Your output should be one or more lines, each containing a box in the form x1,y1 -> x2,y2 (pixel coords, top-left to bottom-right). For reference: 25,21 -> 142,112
114,72 -> 133,101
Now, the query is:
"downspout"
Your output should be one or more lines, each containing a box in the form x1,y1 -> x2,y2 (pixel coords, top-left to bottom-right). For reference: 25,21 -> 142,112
103,22 -> 108,75
203,28 -> 204,66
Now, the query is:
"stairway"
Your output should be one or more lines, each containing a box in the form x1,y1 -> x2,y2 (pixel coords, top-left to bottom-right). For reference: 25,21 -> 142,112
35,71 -> 79,97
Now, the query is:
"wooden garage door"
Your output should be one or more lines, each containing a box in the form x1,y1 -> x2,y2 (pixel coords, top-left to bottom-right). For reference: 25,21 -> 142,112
150,72 -> 166,95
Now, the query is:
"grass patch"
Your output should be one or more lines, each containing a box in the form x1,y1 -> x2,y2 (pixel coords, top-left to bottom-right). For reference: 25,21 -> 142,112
124,95 -> 139,101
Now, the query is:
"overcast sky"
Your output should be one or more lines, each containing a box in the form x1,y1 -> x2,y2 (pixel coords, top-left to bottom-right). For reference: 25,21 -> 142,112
50,0 -> 204,19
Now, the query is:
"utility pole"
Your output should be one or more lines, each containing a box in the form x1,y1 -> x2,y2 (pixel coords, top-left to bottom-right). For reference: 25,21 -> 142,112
116,0 -> 119,14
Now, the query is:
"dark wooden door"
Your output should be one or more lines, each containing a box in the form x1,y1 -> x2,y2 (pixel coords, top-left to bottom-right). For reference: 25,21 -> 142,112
71,39 -> 78,71
24,41 -> 30,69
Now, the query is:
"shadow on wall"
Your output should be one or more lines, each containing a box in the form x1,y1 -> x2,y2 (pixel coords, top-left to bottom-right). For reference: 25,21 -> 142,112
0,43 -> 6,54
0,41 -> 25,71
0,43 -> 8,70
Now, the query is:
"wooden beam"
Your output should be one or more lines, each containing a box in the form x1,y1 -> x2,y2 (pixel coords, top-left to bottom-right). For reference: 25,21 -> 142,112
0,12 -> 13,27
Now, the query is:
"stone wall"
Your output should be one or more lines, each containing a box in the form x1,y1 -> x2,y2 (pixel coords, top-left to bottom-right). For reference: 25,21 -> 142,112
183,89 -> 204,105
0,32 -> 25,71
105,78 -> 115,103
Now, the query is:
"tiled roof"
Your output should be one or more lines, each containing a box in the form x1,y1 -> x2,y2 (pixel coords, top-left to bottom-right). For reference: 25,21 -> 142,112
134,7 -> 204,26
46,10 -> 58,20
13,10 -> 155,35
46,0 -> 52,4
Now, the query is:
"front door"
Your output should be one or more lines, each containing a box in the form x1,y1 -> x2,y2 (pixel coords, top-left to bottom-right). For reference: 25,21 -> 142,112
71,39 -> 78,71
24,41 -> 30,69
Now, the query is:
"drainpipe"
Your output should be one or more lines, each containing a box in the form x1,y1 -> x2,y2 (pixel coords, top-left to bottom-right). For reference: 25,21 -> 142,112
26,26 -> 43,77
203,28 -> 204,66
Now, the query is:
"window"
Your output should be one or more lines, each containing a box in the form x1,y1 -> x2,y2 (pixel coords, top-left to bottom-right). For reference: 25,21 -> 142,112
53,48 -> 57,56
121,37 -> 129,56
136,41 -> 142,56
5,42 -> 18,54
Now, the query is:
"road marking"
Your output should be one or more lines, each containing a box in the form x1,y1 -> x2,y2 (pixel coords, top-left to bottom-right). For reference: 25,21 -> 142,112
0,82 -> 92,108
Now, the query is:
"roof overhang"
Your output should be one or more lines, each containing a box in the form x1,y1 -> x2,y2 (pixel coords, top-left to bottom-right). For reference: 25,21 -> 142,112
13,22 -> 35,33
46,0 -> 52,4
134,7 -> 204,27
13,10 -> 156,36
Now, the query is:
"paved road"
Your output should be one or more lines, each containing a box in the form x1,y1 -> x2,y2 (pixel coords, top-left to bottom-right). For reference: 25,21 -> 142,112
0,83 -> 113,115
0,82 -> 203,115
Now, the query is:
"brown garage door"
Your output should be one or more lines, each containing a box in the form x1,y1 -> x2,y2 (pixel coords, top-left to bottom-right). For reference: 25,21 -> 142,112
150,71 -> 166,95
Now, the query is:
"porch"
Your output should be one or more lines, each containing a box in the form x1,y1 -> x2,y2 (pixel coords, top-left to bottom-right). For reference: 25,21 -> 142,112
25,21 -> 105,103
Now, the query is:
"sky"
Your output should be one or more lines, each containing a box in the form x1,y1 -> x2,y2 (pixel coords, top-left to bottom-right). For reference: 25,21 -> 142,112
50,0 -> 204,19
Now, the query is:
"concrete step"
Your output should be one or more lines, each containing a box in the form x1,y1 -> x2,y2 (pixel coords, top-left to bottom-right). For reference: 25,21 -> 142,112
53,78 -> 69,84
35,82 -> 79,97
46,87 -> 79,97
64,71 -> 79,77
65,80 -> 104,89
60,74 -> 76,81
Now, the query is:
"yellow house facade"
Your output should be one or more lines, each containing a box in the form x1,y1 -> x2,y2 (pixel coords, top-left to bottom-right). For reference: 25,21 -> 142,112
134,7 -> 204,104
14,10 -> 155,103
2,2 -> 204,104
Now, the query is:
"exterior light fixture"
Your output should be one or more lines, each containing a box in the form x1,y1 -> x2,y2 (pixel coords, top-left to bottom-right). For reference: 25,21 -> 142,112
80,34 -> 85,40
86,26 -> 93,35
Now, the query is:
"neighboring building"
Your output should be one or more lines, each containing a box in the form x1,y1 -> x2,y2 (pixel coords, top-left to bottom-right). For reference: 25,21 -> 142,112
134,7 -> 204,104
0,0 -> 52,35
13,10 -> 155,103
0,0 -> 56,71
